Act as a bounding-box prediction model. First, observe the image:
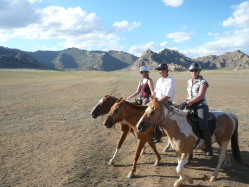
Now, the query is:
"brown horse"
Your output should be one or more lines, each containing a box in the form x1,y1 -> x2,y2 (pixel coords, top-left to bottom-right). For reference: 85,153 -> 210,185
103,97 -> 169,178
137,98 -> 243,187
91,94 -> 134,165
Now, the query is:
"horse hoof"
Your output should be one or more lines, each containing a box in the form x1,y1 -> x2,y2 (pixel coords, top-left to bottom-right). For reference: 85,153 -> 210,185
173,182 -> 181,187
186,176 -> 193,184
108,160 -> 114,165
127,171 -> 134,179
210,176 -> 217,182
154,161 -> 159,166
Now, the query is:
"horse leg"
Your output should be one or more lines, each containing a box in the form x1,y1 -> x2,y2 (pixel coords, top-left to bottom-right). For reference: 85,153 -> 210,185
127,139 -> 146,179
163,140 -> 171,152
147,140 -> 161,166
141,144 -> 146,155
108,125 -> 129,165
210,141 -> 229,182
174,153 -> 193,187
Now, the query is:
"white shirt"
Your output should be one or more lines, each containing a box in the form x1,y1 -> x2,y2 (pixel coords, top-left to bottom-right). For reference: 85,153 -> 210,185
154,75 -> 176,101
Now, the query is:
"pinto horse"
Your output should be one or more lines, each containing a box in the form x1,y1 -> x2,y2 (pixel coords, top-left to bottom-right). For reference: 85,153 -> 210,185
103,97 -> 170,178
91,94 -> 134,165
137,98 -> 243,187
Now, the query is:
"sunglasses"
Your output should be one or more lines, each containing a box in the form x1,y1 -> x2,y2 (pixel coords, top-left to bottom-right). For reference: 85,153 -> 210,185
140,71 -> 146,73
190,70 -> 199,72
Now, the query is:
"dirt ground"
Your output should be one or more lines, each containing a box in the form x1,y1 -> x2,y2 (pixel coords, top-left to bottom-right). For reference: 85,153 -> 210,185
0,69 -> 249,187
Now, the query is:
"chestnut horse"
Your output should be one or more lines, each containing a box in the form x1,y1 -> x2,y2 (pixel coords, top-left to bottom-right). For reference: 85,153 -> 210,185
103,97 -> 169,178
137,98 -> 243,187
91,94 -> 134,165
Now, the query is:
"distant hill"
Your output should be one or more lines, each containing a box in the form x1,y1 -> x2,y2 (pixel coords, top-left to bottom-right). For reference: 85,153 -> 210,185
129,48 -> 249,71
0,46 -> 49,69
27,48 -> 138,71
129,48 -> 194,71
1,46 -> 249,71
194,50 -> 249,70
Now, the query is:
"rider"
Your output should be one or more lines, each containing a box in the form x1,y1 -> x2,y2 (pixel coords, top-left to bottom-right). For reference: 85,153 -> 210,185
153,63 -> 176,143
127,66 -> 154,105
179,62 -> 213,156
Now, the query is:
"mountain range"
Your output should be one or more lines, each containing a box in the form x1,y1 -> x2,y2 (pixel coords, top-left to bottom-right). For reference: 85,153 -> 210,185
0,46 -> 249,71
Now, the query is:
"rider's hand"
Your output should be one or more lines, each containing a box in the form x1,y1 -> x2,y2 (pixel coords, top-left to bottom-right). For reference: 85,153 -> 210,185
179,102 -> 188,110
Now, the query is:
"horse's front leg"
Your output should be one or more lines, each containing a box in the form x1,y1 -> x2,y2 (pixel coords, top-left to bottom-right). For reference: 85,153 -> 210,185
174,153 -> 193,187
108,124 -> 129,165
210,141 -> 229,182
127,139 -> 146,179
147,139 -> 161,166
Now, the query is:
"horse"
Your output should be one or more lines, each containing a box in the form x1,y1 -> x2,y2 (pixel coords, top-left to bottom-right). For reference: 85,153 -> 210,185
91,94 -> 134,165
136,98 -> 243,187
103,97 -> 170,178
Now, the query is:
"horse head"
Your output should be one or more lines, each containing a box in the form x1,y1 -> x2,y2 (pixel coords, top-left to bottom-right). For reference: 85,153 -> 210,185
103,97 -> 126,128
136,98 -> 171,132
91,94 -> 117,118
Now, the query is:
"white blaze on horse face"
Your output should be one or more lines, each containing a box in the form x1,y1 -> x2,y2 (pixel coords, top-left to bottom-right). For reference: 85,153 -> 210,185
91,98 -> 104,114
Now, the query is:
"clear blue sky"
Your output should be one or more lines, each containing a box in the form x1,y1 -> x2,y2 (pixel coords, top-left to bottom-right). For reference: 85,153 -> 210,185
0,0 -> 248,58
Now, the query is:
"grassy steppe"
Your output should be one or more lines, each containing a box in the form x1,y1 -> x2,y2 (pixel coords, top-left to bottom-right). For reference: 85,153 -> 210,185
0,69 -> 249,187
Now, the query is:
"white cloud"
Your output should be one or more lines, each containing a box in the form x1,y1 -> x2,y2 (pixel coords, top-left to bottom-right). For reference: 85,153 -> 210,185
129,41 -> 168,57
182,1 -> 249,58
0,0 -> 41,29
162,0 -> 184,7
110,21 -> 141,33
0,1 -> 141,52
183,28 -> 249,58
160,41 -> 168,47
222,1 -> 249,28
167,32 -> 192,43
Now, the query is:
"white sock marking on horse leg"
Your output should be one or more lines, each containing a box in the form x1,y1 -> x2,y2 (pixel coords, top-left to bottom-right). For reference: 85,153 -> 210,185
141,145 -> 146,155
175,153 -> 190,186
108,148 -> 119,165
163,141 -> 171,152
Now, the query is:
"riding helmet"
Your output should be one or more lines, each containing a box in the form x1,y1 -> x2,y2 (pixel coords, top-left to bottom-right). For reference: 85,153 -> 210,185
139,66 -> 150,72
189,62 -> 202,71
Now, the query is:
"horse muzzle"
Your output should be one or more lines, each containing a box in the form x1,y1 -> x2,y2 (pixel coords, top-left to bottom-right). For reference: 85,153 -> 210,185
103,118 -> 115,128
137,121 -> 148,132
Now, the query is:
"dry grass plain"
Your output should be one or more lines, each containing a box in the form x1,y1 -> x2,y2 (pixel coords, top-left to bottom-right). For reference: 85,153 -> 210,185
0,69 -> 249,187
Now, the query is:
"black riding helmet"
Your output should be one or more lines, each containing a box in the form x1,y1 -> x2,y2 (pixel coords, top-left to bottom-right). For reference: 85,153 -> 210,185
189,62 -> 202,71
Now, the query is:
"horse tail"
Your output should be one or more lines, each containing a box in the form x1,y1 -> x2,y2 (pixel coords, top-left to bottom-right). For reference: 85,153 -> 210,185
230,114 -> 243,166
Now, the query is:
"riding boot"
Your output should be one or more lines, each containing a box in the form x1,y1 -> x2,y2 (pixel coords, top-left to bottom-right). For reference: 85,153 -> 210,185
202,130 -> 213,156
153,126 -> 162,144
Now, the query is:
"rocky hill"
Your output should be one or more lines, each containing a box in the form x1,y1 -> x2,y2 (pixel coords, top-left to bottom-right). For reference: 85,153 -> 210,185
129,48 -> 195,71
129,48 -> 249,71
194,50 -> 249,70
0,46 -> 49,69
1,46 -> 249,71
28,48 -> 138,71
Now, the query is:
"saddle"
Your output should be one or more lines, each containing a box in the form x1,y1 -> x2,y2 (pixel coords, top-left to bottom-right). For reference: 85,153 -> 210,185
186,110 -> 217,139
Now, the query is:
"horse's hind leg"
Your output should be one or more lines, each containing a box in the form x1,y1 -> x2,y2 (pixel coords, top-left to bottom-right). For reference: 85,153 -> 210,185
147,140 -> 161,166
174,153 -> 193,187
163,139 -> 171,152
127,139 -> 146,179
210,141 -> 229,182
108,125 -> 129,165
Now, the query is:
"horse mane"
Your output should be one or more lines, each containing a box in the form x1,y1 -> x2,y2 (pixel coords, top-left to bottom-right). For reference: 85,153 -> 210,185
153,99 -> 188,117
125,100 -> 148,109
